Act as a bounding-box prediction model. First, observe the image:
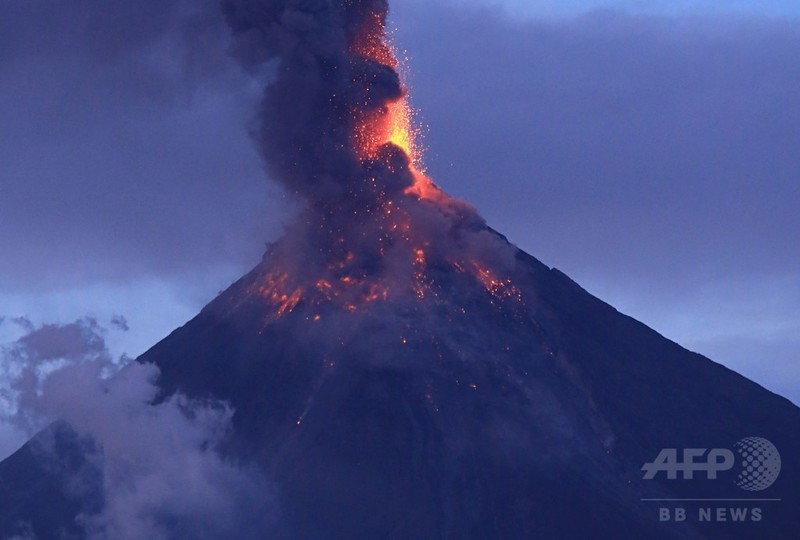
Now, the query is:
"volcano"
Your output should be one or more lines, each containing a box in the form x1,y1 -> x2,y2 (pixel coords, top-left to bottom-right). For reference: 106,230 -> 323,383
1,0 -> 799,538
2,230 -> 799,539
136,230 -> 800,539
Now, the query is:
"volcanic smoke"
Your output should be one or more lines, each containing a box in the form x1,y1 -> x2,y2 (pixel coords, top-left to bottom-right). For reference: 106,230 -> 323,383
222,0 -> 522,319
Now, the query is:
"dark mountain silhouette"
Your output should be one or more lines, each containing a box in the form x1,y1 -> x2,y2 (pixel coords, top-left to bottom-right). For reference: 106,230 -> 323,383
2,229 -> 797,539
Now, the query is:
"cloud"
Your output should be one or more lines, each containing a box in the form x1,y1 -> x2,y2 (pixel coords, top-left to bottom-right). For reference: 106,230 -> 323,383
110,315 -> 130,332
0,319 -> 273,538
10,317 -> 35,333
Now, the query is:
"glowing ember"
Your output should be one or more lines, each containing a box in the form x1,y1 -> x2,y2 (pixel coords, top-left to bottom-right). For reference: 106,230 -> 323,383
353,95 -> 425,174
254,264 -> 393,319
387,99 -> 424,170
351,22 -> 431,196
254,273 -> 303,319
471,263 -> 523,302
404,171 -> 440,200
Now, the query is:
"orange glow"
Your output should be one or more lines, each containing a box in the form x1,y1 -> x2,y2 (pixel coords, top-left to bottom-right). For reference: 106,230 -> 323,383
255,263 -> 393,317
353,95 -> 425,176
245,14 -> 531,321
364,283 -> 389,303
386,98 -> 424,173
277,290 -> 302,316
316,279 -> 333,291
470,262 -> 524,303
350,12 -> 397,68
351,22 -> 433,198
405,170 -> 440,201
254,273 -> 303,318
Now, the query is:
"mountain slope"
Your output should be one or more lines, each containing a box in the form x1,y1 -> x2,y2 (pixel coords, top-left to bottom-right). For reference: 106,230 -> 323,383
132,232 -> 800,539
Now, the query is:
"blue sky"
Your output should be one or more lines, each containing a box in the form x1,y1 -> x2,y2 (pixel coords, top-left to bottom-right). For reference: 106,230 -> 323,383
0,0 -> 797,456
464,0 -> 800,18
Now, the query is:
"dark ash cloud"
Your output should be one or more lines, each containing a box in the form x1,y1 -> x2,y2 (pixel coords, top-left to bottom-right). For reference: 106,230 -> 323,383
223,0 -> 406,202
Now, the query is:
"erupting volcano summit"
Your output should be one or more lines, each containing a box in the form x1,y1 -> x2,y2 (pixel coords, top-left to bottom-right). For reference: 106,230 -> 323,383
222,0 -> 516,322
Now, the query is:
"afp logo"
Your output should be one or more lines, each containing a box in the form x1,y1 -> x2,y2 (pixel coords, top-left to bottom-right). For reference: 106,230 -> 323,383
642,437 -> 781,491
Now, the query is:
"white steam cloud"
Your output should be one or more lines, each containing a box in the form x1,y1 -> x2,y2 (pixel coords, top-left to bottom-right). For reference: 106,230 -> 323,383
0,318 -> 273,539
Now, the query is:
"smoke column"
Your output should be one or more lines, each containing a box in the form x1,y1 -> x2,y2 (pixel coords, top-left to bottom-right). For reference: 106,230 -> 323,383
221,0 -> 523,322
223,0 -> 415,203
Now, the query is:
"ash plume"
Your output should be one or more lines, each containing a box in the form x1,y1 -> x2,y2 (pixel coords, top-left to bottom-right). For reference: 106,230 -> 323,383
219,0 -> 520,323
222,0 -> 408,204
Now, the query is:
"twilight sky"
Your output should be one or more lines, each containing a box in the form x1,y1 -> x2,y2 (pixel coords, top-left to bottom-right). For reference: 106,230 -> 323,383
0,0 -> 797,456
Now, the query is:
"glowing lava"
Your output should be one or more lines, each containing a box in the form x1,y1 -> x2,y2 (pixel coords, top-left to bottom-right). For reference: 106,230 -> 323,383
386,99 -> 420,169
350,21 -> 437,199
248,6 -> 527,321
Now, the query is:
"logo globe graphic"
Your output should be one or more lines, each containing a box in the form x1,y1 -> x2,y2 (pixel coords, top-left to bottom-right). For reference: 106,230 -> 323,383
734,437 -> 781,491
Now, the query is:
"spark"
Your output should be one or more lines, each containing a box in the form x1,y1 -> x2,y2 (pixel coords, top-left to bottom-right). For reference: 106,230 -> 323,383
351,20 -> 431,196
